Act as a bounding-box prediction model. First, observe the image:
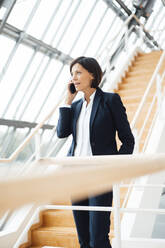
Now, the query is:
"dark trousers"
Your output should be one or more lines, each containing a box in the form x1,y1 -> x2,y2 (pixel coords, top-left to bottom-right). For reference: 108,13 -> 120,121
72,191 -> 113,248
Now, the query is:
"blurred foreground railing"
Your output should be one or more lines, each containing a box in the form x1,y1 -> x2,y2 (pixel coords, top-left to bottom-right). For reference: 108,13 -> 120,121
1,153 -> 165,247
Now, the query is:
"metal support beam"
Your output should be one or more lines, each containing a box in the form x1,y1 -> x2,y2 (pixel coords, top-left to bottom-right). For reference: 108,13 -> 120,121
113,0 -> 132,16
102,0 -> 161,49
103,0 -> 127,21
0,0 -> 16,34
0,118 -> 54,130
0,21 -> 73,64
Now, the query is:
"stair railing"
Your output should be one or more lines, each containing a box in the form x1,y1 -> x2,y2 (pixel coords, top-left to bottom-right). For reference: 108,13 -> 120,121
142,69 -> 165,153
3,153 -> 165,248
131,50 -> 165,152
99,11 -> 160,65
104,19 -> 151,91
131,50 -> 165,130
0,100 -> 61,163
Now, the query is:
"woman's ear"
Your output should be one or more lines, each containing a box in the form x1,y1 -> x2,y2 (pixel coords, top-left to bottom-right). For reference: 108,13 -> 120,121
90,73 -> 94,81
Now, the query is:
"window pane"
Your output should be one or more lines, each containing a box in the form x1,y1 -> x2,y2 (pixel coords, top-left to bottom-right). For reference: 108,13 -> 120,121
21,59 -> 63,122
26,0 -> 61,39
70,1 -> 108,57
35,64 -> 70,123
7,0 -> 37,30
0,44 -> 34,118
54,0 -> 97,54
0,36 -> 15,69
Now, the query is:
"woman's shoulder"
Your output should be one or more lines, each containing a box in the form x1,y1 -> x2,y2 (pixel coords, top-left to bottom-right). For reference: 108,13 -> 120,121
102,90 -> 120,101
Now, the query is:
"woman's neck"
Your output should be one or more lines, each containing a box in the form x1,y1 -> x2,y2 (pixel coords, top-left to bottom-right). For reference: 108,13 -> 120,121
83,88 -> 96,104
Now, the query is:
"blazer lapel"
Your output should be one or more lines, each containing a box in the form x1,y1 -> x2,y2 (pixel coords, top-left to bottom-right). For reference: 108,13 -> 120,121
90,88 -> 102,134
73,99 -> 83,139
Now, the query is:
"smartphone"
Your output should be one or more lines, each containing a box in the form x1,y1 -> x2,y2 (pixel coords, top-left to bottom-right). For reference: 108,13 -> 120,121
69,83 -> 76,94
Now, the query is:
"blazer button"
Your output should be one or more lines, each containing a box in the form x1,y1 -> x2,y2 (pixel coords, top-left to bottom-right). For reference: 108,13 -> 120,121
91,142 -> 95,146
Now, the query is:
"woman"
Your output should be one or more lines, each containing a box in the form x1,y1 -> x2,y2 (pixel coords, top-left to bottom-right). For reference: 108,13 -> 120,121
57,56 -> 135,248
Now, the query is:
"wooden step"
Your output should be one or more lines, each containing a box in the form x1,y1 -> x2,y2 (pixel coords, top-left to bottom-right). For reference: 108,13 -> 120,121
119,78 -> 158,89
126,104 -> 156,118
125,74 -> 153,80
126,70 -> 153,77
31,226 -> 114,247
121,93 -> 154,104
119,81 -> 149,90
31,226 -> 79,247
135,55 -> 161,61
133,60 -> 160,66
126,70 -> 156,77
138,51 -> 162,58
129,62 -> 165,73
123,75 -> 153,82
43,210 -> 75,227
132,59 -> 159,65
118,87 -> 156,97
29,246 -> 64,248
125,101 -> 156,114
127,110 -> 154,122
129,63 -> 160,73
43,193 -> 125,229
134,58 -> 161,64
129,62 -> 165,72
50,200 -> 71,205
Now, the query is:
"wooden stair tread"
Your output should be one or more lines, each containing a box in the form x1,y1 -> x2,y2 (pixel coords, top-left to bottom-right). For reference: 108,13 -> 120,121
123,77 -> 152,83
122,81 -> 153,89
43,210 -> 75,227
133,60 -> 160,65
33,226 -> 77,235
29,247 -> 63,248
126,70 -> 156,76
118,87 -> 155,95
33,225 -> 114,235
125,74 -> 152,79
43,210 -> 73,216
137,51 -> 162,57
31,227 -> 79,246
121,93 -> 153,100
135,55 -> 161,60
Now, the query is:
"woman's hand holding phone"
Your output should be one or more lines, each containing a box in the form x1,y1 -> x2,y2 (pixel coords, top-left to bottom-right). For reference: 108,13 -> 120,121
65,79 -> 77,105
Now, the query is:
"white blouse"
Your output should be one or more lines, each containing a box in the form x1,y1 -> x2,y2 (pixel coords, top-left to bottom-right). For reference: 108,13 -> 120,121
74,91 -> 96,157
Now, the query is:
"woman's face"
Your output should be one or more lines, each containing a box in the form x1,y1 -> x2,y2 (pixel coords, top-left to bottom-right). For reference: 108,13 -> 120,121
71,63 -> 94,92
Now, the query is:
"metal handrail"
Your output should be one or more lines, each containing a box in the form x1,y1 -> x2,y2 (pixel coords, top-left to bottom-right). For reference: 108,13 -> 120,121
0,101 -> 60,163
139,68 -> 165,146
1,153 -> 165,212
138,93 -> 157,141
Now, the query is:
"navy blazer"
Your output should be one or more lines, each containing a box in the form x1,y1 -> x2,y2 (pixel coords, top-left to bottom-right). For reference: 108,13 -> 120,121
57,87 -> 135,156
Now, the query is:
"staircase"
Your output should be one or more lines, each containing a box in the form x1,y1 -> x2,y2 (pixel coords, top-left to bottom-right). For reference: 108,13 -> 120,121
20,50 -> 165,248
117,50 -> 165,151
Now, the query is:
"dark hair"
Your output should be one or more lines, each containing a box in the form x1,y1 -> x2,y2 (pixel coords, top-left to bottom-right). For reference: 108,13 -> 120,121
70,56 -> 103,88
